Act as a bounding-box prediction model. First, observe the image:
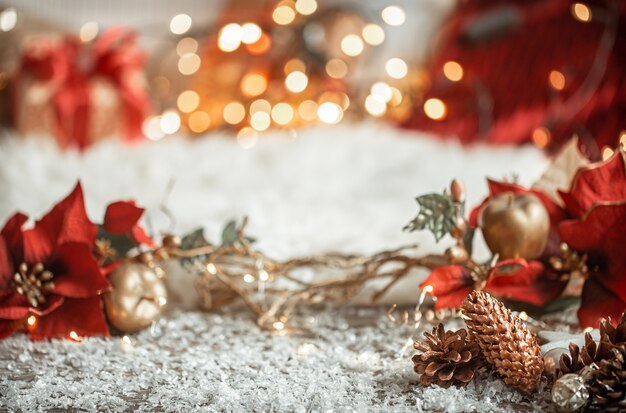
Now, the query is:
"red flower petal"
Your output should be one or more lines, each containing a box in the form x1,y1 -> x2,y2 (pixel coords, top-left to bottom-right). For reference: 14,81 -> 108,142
578,278 -> 626,329
103,201 -> 145,234
0,293 -> 30,320
25,183 -> 97,263
420,265 -> 474,309
29,296 -> 109,340
52,242 -> 110,298
0,237 -> 14,291
485,259 -> 566,306
0,319 -> 17,339
30,294 -> 64,317
0,212 -> 28,261
560,149 -> 626,218
131,225 -> 156,248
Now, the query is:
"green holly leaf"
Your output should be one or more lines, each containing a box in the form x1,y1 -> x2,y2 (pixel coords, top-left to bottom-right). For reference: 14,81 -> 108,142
180,228 -> 211,271
221,220 -> 239,246
404,193 -> 456,242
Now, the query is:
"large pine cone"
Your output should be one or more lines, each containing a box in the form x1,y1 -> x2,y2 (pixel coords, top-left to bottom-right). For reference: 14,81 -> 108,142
461,291 -> 544,394
412,323 -> 484,388
587,346 -> 626,412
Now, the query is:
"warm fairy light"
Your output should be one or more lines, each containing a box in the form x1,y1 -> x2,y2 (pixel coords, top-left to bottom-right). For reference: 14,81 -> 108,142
246,33 -> 272,55
620,131 -> 626,148
385,58 -> 408,79
423,98 -> 447,120
549,70 -> 566,91
271,103 -> 295,125
326,58 -> 348,79
532,127 -> 551,148
298,100 -> 318,121
602,146 -> 615,160
362,24 -> 385,46
381,6 -> 405,26
259,270 -> 270,281
572,3 -> 592,22
365,94 -> 386,117
160,110 -> 181,134
178,53 -> 201,75
158,297 -> 167,306
142,116 -> 165,141
218,23 -> 243,52
389,87 -> 403,107
285,71 -> 308,93
251,111 -> 271,131
188,111 -> 211,133
443,61 -> 463,82
121,335 -> 132,345
241,73 -> 267,97
340,34 -> 364,57
176,37 -> 198,56
273,5 -> 296,25
273,321 -> 285,330
584,326 -> 594,333
79,22 -> 99,42
243,273 -> 255,283
69,331 -> 80,341
0,7 -> 17,32
206,263 -> 217,274
370,82 -> 393,103
223,102 -> 246,125
284,58 -> 306,75
27,315 -> 37,327
317,102 -> 343,124
295,0 -> 317,15
241,23 -> 262,44
423,285 -> 434,293
177,90 -> 200,113
170,14 -> 192,35
237,127 -> 258,149
249,99 -> 271,115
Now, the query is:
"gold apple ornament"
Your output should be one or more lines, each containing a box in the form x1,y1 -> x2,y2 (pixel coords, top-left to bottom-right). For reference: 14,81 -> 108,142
103,262 -> 168,333
479,192 -> 549,260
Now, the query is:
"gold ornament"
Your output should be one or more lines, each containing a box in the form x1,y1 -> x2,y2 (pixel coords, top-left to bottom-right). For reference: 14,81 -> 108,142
479,192 -> 549,260
103,263 -> 167,333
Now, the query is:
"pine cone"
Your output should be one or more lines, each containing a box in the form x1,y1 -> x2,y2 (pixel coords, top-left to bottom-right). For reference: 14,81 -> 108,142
461,291 -> 544,394
412,323 -> 484,388
559,332 -> 613,375
600,312 -> 626,347
587,346 -> 626,412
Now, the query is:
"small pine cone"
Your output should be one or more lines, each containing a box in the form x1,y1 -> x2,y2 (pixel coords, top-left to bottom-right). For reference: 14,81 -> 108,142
559,332 -> 614,376
587,346 -> 626,412
461,291 -> 544,394
412,323 -> 484,388
600,312 -> 626,347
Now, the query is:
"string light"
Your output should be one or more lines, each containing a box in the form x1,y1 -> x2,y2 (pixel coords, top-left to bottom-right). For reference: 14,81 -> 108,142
273,321 -> 285,330
602,146 -> 614,160
250,111 -> 271,131
0,7 -> 17,32
237,127 -> 259,149
317,102 -> 343,124
362,24 -> 385,46
188,111 -> 211,133
177,90 -> 200,113
423,98 -> 447,120
370,82 -> 393,103
223,102 -> 246,125
620,131 -> 626,148
206,263 -> 217,275
381,6 -> 405,26
273,5 -> 296,25
549,70 -> 566,91
160,110 -> 181,134
142,116 -> 165,141
218,23 -> 243,52
295,0 -> 317,15
79,22 -> 99,42
340,34 -> 364,57
249,99 -> 271,115
241,23 -> 262,44
532,127 -> 551,148
389,87 -> 403,107
271,103 -> 295,125
178,53 -> 201,75
284,58 -> 306,74
176,37 -> 198,56
571,3 -> 592,22
325,58 -> 348,79
170,14 -> 192,35
246,33 -> 271,55
27,315 -> 37,327
443,61 -> 463,82
241,73 -> 267,97
298,100 -> 318,121
285,71 -> 308,93
365,94 -> 386,117
68,331 -> 81,341
243,273 -> 255,283
385,58 -> 408,79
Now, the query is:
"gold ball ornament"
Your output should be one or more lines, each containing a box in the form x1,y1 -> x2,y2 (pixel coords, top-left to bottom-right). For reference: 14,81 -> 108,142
103,262 -> 167,333
479,192 -> 550,260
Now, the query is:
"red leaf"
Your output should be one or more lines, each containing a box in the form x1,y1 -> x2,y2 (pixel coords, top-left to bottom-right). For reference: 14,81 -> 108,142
0,320 -> 17,339
578,278 -> 626,329
0,293 -> 29,320
29,294 -> 64,317
434,287 -> 473,309
103,201 -> 145,234
29,296 -> 109,340
0,212 -> 28,262
52,243 -> 110,298
420,265 -> 474,309
485,259 -> 566,306
0,237 -> 14,291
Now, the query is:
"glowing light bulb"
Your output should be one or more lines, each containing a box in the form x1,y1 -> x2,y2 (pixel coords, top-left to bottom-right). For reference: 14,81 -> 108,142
273,321 -> 285,330
177,90 -> 200,113
273,5 -> 296,25
317,102 -> 343,124
271,103 -> 294,126
362,24 -> 385,46
285,71 -> 308,93
0,8 -> 17,32
176,37 -> 198,56
243,273 -> 256,283
206,263 -> 217,274
326,58 -> 348,79
218,23 -> 243,52
284,58 -> 306,75
250,111 -> 271,131
69,331 -> 80,341
423,285 -> 434,293
27,315 -> 37,326
223,102 -> 246,125
298,100 -> 318,121
381,6 -> 405,26
532,127 -> 551,148
79,22 -> 99,42
365,94 -> 386,117
572,3 -> 592,22
143,116 -> 165,141
241,73 -> 267,97
295,0 -> 317,15
549,70 -> 566,91
160,110 -> 181,134
170,14 -> 192,35
423,98 -> 447,120
249,99 -> 271,115
340,34 -> 364,57
385,58 -> 408,79
443,61 -> 463,82
178,53 -> 201,75
188,111 -> 211,133
370,82 -> 393,102
237,127 -> 258,149
241,23 -> 262,44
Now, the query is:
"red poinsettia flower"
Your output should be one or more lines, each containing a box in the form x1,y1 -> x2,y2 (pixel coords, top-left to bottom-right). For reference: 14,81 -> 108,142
0,184 -> 110,340
420,258 -> 565,309
558,149 -> 626,327
103,200 -> 155,248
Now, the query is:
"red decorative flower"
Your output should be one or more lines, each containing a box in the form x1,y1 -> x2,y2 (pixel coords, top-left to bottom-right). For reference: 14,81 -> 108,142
558,149 -> 626,327
103,200 -> 155,248
0,184 -> 110,340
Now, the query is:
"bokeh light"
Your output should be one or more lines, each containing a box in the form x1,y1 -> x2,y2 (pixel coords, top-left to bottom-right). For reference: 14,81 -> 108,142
317,102 -> 343,124
443,61 -> 463,82
177,90 -> 200,113
362,24 -> 385,46
250,111 -> 271,131
223,102 -> 246,124
326,59 -> 348,79
341,34 -> 364,57
79,22 -> 99,42
385,58 -> 408,79
285,71 -> 308,93
381,6 -> 405,26
423,98 -> 447,120
241,73 -> 268,97
188,111 -> 211,133
170,14 -> 192,35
